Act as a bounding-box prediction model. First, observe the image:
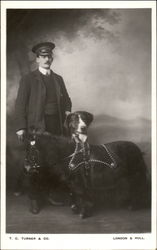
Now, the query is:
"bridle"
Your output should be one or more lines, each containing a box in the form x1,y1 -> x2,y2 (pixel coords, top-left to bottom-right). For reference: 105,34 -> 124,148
23,137 -> 41,175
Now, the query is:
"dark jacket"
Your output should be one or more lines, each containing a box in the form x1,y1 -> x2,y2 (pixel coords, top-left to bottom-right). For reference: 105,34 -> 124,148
15,69 -> 72,134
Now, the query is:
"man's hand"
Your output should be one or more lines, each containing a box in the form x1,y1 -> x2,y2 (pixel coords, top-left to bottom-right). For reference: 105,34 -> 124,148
65,111 -> 71,117
16,129 -> 26,142
64,111 -> 71,129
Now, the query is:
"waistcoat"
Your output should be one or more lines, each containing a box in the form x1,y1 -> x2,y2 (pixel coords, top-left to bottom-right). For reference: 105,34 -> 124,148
41,73 -> 58,115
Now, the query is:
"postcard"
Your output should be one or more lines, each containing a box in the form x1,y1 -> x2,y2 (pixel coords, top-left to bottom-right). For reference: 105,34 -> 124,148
1,1 -> 156,250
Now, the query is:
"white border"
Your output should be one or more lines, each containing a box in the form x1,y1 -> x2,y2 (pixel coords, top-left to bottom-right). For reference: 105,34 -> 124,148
0,0 -> 156,9
151,1 -> 157,246
1,1 -> 156,250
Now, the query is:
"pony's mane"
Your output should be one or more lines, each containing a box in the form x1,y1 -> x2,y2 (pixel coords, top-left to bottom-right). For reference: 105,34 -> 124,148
36,133 -> 74,158
50,135 -> 73,150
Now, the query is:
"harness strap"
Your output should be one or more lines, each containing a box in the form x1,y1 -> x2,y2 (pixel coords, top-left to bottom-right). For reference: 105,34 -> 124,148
101,144 -> 117,168
64,148 -> 84,160
68,141 -> 117,171
69,159 -> 116,171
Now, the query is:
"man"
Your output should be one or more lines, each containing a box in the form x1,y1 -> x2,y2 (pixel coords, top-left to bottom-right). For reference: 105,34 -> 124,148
15,42 -> 72,214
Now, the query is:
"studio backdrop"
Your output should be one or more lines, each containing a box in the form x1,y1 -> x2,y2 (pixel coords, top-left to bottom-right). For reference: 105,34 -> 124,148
7,9 -> 151,189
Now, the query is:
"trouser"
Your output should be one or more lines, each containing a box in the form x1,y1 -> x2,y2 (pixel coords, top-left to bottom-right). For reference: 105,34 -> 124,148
44,114 -> 61,135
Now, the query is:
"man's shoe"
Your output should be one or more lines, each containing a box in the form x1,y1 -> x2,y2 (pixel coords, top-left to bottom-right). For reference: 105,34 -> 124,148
13,191 -> 22,197
13,187 -> 24,197
30,200 -> 40,214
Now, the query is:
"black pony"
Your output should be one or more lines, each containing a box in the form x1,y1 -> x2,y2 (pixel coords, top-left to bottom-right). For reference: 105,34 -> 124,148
33,111 -> 150,218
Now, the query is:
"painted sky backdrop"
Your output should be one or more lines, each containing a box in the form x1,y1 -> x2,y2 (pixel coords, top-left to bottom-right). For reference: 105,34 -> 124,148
7,9 -> 151,120
7,8 -> 152,146
6,9 -> 151,185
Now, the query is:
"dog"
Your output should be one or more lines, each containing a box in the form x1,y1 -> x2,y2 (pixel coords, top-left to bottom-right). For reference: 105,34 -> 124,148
65,111 -> 93,143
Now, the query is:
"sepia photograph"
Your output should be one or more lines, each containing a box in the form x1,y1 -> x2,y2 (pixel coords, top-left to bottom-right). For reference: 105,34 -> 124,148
1,1 -> 156,250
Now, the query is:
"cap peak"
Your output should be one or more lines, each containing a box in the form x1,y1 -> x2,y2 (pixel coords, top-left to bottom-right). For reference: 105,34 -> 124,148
32,42 -> 55,55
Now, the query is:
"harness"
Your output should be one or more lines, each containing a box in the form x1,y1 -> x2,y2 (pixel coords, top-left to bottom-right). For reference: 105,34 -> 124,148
23,132 -> 118,176
68,134 -> 117,172
68,140 -> 90,171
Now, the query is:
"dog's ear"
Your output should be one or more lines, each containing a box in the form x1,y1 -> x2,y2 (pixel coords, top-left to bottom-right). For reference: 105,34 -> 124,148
77,111 -> 94,126
85,112 -> 94,126
63,113 -> 73,132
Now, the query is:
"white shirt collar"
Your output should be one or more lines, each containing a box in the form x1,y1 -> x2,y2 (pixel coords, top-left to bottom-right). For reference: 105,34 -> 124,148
39,67 -> 51,75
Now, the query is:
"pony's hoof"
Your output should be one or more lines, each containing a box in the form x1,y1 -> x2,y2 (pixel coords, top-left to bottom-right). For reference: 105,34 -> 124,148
79,213 -> 86,219
71,204 -> 79,214
79,209 -> 92,219
30,200 -> 40,214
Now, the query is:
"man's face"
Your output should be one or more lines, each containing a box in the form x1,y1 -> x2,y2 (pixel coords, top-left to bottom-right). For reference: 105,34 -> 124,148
36,54 -> 53,69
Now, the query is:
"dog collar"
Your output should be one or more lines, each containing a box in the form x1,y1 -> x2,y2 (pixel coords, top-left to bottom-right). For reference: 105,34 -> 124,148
72,133 -> 87,143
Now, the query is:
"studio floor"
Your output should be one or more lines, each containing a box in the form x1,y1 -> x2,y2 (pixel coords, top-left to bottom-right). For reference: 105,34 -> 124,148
6,192 -> 151,234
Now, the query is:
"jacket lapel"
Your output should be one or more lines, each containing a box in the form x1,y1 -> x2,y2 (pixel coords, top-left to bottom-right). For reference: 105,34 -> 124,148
50,70 -> 61,103
51,70 -> 63,134
32,70 -> 46,131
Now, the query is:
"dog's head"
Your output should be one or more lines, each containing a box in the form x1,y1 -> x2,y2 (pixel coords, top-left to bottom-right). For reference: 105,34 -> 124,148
65,111 -> 93,138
